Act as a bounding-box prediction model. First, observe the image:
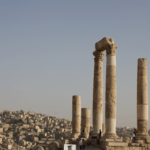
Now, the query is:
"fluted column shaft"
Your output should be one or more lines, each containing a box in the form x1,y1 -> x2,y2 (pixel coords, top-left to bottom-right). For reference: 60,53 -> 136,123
81,108 -> 91,138
72,95 -> 81,138
93,51 -> 104,135
137,58 -> 149,137
105,44 -> 117,138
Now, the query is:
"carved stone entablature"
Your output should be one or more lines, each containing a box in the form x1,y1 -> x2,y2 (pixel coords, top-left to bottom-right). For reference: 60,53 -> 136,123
93,51 -> 104,62
106,44 -> 118,56
95,37 -> 114,51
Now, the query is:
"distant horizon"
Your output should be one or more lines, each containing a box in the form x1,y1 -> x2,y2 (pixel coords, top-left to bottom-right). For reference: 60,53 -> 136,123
0,108 -> 148,129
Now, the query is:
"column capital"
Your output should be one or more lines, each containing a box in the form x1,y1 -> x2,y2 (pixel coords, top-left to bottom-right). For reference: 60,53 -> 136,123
93,51 -> 105,61
106,44 -> 118,56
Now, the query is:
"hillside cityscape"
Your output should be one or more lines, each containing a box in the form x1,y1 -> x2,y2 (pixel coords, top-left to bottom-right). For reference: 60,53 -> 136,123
0,110 -> 150,150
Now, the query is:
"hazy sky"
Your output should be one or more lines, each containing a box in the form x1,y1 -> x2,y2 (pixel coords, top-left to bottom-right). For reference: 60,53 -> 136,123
0,1 -> 150,128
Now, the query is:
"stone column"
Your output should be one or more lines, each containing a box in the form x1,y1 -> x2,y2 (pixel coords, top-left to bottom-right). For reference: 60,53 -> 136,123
72,95 -> 81,139
81,108 -> 91,138
136,58 -> 149,138
92,50 -> 104,136
104,44 -> 118,138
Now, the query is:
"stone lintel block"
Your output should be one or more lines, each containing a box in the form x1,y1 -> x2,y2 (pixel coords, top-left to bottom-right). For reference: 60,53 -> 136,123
138,58 -> 147,69
95,37 -> 114,51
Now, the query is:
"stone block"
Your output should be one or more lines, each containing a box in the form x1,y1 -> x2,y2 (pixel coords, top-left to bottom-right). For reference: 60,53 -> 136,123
135,139 -> 144,143
130,143 -> 140,146
115,139 -> 123,142
140,143 -> 145,147
104,142 -> 128,146
146,139 -> 150,144
95,37 -> 114,51
101,139 -> 114,142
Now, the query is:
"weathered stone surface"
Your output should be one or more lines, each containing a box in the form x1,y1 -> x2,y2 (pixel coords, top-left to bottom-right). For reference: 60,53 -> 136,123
137,105 -> 148,120
93,76 -> 103,87
95,37 -> 114,51
137,58 -> 148,141
137,77 -> 148,90
104,142 -> 128,146
104,43 -> 117,139
93,101 -> 103,115
106,45 -> 118,56
105,89 -> 116,103
93,51 -> 105,61
137,89 -> 148,105
92,50 -> 104,135
106,77 -> 116,90
93,89 -> 103,99
72,95 -> 81,138
138,120 -> 148,134
106,66 -> 116,77
81,108 -> 90,138
138,58 -> 147,69
105,103 -> 116,118
138,68 -> 147,77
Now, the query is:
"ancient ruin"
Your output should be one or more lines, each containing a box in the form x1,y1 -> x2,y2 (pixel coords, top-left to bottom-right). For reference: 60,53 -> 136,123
136,58 -> 149,143
0,37 -> 149,150
65,37 -> 150,150
71,95 -> 81,140
81,108 -> 90,139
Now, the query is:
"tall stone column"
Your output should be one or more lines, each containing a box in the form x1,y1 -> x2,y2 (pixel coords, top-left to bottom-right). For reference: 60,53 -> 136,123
72,95 -> 81,139
104,44 -> 118,138
136,58 -> 149,138
81,108 -> 91,138
92,50 -> 104,136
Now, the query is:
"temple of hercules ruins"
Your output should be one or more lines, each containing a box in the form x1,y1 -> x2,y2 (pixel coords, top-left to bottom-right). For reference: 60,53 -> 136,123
64,37 -> 150,150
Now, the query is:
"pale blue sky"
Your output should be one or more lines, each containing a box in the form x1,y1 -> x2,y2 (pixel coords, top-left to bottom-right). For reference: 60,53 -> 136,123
0,1 -> 150,128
